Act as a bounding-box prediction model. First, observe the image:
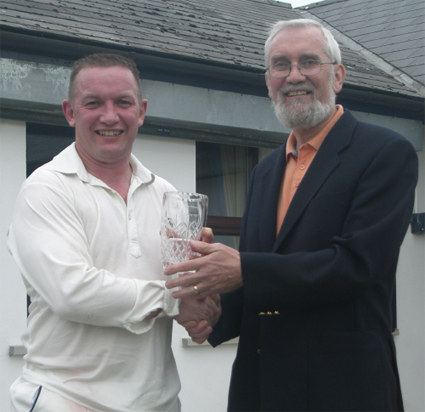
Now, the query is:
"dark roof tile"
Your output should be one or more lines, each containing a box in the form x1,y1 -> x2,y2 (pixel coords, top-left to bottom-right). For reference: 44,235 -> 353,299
306,0 -> 424,89
0,0 -> 421,97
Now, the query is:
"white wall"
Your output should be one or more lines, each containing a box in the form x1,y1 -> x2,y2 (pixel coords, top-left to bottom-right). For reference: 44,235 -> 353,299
0,120 -> 28,410
1,123 -> 423,412
395,146 -> 425,412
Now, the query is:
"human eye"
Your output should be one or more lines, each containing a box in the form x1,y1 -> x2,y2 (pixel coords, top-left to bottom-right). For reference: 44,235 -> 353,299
273,60 -> 290,71
117,99 -> 133,107
84,100 -> 100,108
300,59 -> 319,69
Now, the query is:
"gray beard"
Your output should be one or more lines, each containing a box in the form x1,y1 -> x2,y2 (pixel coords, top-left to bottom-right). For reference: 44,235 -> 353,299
273,84 -> 336,130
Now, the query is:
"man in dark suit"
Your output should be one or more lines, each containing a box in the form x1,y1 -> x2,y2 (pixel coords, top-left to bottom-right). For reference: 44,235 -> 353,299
165,19 -> 418,411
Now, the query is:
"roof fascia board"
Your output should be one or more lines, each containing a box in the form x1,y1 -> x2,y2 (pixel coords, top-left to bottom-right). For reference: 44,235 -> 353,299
2,27 -> 424,101
0,29 -> 269,97
2,30 -> 424,121
1,58 -> 422,150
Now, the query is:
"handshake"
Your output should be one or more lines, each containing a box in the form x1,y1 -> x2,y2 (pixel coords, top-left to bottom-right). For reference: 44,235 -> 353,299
173,293 -> 221,344
165,227 -> 243,344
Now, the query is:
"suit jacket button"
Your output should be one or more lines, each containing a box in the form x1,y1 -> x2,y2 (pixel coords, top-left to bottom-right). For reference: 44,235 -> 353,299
257,349 -> 261,354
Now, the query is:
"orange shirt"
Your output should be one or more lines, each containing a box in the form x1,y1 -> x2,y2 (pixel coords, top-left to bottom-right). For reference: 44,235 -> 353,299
276,105 -> 344,234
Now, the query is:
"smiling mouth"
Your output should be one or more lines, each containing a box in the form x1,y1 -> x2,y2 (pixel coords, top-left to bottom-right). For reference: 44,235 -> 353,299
286,91 -> 311,97
97,130 -> 123,136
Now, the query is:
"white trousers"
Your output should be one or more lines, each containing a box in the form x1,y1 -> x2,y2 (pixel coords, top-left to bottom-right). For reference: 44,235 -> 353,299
10,377 -> 96,412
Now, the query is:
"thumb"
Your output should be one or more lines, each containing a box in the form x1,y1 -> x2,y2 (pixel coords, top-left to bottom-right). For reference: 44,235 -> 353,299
201,227 -> 214,243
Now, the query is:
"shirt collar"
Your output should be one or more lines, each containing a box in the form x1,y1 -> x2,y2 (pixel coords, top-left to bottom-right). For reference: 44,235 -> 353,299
286,104 -> 344,158
48,142 -> 155,185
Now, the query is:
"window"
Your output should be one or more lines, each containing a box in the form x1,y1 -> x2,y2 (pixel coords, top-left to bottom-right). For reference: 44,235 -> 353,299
27,123 -> 74,177
196,141 -> 258,249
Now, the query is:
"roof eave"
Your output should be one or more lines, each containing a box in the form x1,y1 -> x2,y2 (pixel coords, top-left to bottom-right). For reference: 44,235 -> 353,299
1,27 -> 424,122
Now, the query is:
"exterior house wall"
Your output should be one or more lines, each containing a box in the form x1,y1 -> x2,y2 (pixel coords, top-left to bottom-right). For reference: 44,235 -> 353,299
396,145 -> 425,412
0,119 -> 28,410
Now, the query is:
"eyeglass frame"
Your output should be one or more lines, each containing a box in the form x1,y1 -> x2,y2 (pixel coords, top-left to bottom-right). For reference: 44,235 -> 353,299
266,60 -> 337,78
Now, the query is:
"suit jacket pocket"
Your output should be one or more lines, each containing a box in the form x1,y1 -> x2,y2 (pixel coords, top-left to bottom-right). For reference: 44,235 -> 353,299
308,331 -> 387,411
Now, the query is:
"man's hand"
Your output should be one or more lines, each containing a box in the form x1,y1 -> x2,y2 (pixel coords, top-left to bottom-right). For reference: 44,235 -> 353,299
165,241 -> 243,299
174,294 -> 221,344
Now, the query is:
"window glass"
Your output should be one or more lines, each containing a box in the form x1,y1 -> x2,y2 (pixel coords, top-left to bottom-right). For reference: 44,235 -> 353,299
196,141 -> 257,249
27,123 -> 74,176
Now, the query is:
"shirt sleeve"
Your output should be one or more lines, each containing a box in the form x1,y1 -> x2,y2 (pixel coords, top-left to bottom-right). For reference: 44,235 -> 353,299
7,173 -> 180,335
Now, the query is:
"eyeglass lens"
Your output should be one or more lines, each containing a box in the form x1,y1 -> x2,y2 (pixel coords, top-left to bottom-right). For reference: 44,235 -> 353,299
271,61 -> 321,77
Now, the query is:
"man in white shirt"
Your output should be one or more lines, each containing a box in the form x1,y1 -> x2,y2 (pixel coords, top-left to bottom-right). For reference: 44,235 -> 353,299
8,53 -> 220,412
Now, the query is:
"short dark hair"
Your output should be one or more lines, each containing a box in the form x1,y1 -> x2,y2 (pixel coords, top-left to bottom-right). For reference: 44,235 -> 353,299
68,53 -> 142,102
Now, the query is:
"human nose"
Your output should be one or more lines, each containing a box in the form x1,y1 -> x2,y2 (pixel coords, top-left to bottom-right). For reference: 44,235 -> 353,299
100,101 -> 119,124
285,64 -> 306,83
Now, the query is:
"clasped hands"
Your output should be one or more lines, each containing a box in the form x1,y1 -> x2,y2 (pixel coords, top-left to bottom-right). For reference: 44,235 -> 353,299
173,294 -> 221,344
167,228 -> 243,343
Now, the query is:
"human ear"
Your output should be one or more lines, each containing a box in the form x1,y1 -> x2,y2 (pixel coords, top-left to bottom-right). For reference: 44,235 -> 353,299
138,99 -> 148,127
333,64 -> 346,94
62,100 -> 76,127
265,73 -> 273,99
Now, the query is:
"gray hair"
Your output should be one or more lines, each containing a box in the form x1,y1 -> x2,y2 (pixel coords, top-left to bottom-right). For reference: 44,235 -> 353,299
264,19 -> 341,67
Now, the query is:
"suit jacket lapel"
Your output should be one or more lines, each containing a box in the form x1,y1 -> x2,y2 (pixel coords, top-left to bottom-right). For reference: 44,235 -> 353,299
272,110 -> 357,252
257,145 -> 287,252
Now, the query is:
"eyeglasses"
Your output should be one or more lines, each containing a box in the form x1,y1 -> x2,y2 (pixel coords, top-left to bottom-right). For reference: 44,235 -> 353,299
267,60 -> 337,78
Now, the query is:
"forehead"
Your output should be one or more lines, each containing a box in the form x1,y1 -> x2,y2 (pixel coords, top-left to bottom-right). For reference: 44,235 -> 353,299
268,26 -> 328,62
73,66 -> 139,98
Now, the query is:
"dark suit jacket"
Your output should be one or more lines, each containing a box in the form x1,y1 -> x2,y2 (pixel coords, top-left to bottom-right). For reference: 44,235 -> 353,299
209,109 -> 418,412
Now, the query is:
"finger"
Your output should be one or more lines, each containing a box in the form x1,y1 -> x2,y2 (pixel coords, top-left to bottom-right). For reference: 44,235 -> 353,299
164,242 -> 215,276
210,294 -> 221,306
181,320 -> 197,329
185,319 -> 209,333
171,285 -> 208,300
164,259 -> 200,276
165,272 -> 202,289
189,239 -> 215,255
192,330 -> 212,343
189,326 -> 213,343
184,321 -> 210,337
192,338 -> 207,344
201,227 -> 214,243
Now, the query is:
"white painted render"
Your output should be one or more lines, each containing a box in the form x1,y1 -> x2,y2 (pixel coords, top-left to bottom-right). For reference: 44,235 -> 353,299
0,119 -> 28,411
